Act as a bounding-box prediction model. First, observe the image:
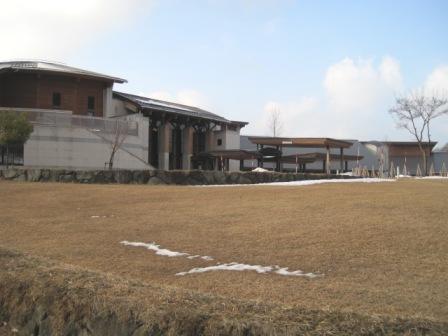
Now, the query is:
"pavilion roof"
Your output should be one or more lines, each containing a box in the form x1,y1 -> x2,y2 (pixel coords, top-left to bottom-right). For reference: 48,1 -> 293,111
248,137 -> 354,148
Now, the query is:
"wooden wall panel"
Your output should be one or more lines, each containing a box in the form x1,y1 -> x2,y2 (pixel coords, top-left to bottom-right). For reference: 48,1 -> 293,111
389,145 -> 432,157
0,73 -> 37,108
0,72 -> 108,117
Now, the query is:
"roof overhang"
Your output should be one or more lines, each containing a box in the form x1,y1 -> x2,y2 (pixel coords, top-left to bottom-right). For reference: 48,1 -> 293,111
113,91 -> 240,125
248,137 -> 354,148
0,60 -> 127,84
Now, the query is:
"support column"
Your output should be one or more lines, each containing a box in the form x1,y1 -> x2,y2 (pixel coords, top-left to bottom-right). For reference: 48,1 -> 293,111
326,145 -> 331,175
205,129 -> 214,152
103,85 -> 113,117
276,145 -> 280,172
158,122 -> 170,170
182,126 -> 194,170
340,147 -> 344,172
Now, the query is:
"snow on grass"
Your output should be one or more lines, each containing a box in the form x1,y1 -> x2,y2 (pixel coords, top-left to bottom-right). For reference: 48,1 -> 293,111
121,241 -> 189,257
176,263 -> 320,278
120,241 -> 319,278
199,177 -> 394,188
120,241 -> 213,260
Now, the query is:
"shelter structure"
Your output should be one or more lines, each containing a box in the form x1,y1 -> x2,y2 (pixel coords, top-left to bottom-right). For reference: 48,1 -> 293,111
247,137 -> 355,174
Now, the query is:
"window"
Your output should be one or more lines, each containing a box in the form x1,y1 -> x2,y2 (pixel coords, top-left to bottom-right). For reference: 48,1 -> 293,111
87,96 -> 95,111
52,92 -> 61,107
217,139 -> 223,146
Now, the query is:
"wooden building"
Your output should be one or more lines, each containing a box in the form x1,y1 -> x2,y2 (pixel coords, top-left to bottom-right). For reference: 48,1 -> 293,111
0,61 -> 248,170
0,61 -> 126,117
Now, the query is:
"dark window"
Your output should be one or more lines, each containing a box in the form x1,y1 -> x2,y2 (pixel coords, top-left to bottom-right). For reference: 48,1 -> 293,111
87,96 -> 95,110
52,92 -> 61,107
217,139 -> 222,146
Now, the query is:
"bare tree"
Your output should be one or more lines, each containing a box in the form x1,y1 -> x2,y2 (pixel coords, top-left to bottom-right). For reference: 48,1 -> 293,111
389,92 -> 448,175
107,120 -> 129,169
267,105 -> 283,137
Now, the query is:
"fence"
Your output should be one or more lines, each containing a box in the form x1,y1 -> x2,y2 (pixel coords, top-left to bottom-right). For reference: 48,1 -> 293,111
0,108 -> 139,136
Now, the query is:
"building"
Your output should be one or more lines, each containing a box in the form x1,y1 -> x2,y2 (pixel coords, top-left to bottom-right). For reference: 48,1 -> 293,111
240,135 -> 446,175
240,135 -> 373,173
362,141 -> 439,175
0,60 -> 247,170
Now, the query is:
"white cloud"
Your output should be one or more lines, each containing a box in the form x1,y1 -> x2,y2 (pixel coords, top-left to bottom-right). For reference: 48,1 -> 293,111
253,97 -> 319,137
323,56 -> 402,114
0,0 -> 151,60
246,56 -> 403,139
147,89 -> 211,110
424,66 -> 448,97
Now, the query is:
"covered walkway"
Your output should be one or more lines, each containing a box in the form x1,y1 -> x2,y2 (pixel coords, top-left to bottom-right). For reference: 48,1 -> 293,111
248,137 -> 359,174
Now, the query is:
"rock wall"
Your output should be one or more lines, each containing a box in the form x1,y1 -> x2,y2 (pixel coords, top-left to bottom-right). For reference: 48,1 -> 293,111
0,167 -> 357,185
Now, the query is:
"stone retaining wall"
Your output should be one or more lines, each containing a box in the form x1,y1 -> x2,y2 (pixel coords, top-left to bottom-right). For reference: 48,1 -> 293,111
0,167 -> 357,185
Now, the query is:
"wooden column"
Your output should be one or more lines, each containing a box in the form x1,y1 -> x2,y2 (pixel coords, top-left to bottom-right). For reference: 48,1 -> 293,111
158,122 -> 170,170
326,145 -> 331,175
182,126 -> 194,170
205,129 -> 214,152
340,147 -> 344,172
276,145 -> 280,172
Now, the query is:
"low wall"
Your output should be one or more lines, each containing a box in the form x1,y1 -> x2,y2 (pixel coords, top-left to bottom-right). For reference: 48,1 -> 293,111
0,167 -> 357,185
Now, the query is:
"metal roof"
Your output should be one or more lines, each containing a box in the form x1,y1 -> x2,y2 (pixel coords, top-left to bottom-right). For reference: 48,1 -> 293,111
361,141 -> 438,147
114,91 -> 232,124
0,60 -> 127,83
248,136 -> 354,148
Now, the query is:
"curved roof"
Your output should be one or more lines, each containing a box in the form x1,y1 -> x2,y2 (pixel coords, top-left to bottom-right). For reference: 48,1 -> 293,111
0,60 -> 127,83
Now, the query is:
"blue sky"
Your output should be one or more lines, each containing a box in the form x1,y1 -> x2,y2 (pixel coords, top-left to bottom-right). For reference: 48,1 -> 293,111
2,0 -> 448,145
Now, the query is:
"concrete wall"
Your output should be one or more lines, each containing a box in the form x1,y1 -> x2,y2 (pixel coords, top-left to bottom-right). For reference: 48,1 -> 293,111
433,151 -> 448,173
24,122 -> 151,170
212,126 -> 243,171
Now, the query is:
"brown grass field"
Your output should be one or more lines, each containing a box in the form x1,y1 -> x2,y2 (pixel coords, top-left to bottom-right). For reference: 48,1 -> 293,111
1,179 -> 448,333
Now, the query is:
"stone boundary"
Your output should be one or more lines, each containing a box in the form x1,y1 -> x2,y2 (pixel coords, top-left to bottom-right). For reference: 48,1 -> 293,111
0,167 -> 358,185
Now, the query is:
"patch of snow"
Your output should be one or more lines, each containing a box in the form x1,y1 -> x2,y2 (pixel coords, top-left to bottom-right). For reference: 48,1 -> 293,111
252,167 -> 270,172
201,256 -> 214,261
199,178 -> 394,187
176,263 -> 320,278
120,241 -> 189,257
397,175 -> 448,179
121,241 -> 213,260
176,263 -> 273,276
121,241 -> 318,278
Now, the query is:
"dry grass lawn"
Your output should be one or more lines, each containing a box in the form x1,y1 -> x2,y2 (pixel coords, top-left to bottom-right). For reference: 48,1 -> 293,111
0,179 -> 447,323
